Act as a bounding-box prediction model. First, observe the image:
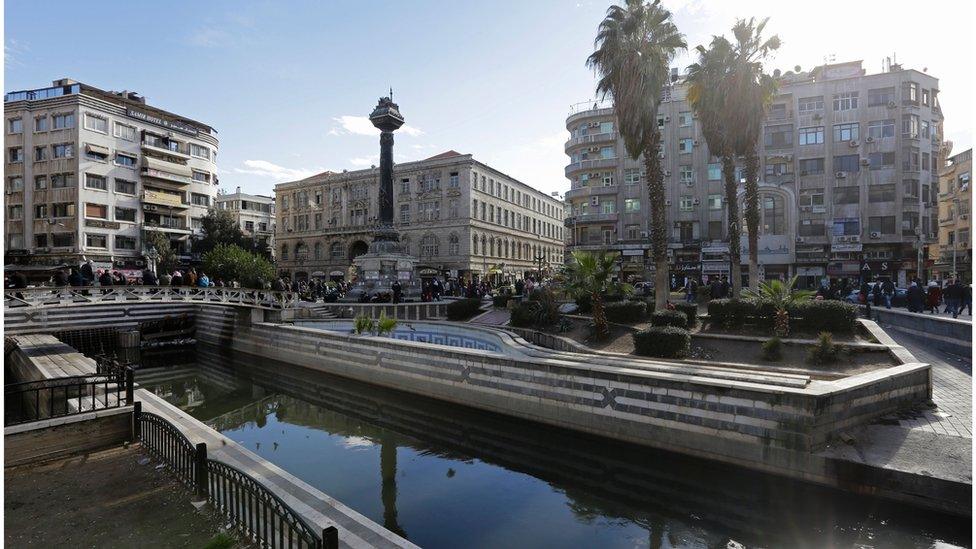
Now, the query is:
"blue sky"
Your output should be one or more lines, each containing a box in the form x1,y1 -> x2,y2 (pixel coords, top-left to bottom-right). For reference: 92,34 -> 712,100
5,0 -> 972,197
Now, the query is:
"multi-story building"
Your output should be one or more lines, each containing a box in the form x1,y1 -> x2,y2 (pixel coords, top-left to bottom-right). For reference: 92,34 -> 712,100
564,60 -> 943,288
931,148 -> 971,281
215,186 -> 276,257
274,151 -> 564,282
4,78 -> 219,273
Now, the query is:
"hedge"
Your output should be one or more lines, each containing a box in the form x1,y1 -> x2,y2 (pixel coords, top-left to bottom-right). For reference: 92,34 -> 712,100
651,309 -> 688,329
446,298 -> 483,320
673,302 -> 698,327
633,326 -> 691,358
492,294 -> 511,308
604,301 -> 647,324
509,302 -> 537,328
790,300 -> 858,333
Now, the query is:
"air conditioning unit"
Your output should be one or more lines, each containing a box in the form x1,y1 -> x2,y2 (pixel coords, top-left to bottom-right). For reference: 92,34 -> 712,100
664,170 -> 672,177
664,199 -> 672,206
588,122 -> 599,128
835,171 -> 846,178
860,158 -> 871,166
664,116 -> 671,122
590,196 -> 600,206
692,198 -> 700,205
870,231 -> 882,239
865,136 -> 875,144
887,100 -> 897,109
849,140 -> 859,148
658,151 -> 666,159
796,236 -> 805,243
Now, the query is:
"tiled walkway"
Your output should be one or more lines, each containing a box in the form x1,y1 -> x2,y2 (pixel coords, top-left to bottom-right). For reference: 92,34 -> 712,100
471,307 -> 510,326
886,329 -> 972,439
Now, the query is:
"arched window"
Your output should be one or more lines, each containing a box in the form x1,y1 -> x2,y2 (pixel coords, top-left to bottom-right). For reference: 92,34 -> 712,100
481,235 -> 487,256
472,234 -> 479,255
489,237 -> 495,257
503,240 -> 509,258
449,234 -> 460,255
281,243 -> 289,260
295,242 -> 308,261
421,234 -> 439,257
313,242 -> 322,260
330,241 -> 343,259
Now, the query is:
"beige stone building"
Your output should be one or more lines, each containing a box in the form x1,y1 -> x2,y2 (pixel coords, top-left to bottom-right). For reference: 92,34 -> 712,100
565,60 -> 943,288
931,148 -> 971,281
4,78 -> 219,273
215,187 -> 276,257
274,151 -> 564,282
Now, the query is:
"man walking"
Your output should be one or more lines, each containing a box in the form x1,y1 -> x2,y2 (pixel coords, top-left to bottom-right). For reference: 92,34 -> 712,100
944,278 -> 963,319
881,278 -> 895,309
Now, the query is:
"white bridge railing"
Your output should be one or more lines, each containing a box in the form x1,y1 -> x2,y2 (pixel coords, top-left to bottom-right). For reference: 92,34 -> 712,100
4,286 -> 299,310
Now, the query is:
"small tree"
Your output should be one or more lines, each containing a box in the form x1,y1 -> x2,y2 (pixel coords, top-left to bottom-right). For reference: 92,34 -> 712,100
202,244 -> 275,288
743,275 -> 813,337
195,208 -> 247,256
146,231 -> 178,274
563,250 -> 628,339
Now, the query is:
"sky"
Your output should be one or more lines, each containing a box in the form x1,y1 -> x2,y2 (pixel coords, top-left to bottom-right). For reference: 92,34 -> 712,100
4,0 -> 973,198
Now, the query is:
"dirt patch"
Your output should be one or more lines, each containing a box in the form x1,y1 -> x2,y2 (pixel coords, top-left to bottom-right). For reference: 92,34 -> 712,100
5,445 -> 245,548
696,321 -> 869,344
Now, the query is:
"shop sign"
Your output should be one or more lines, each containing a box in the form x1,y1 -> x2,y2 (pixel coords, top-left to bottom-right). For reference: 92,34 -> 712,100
860,260 -> 900,273
796,266 -> 825,276
85,219 -> 121,230
621,249 -> 644,256
364,270 -> 379,280
127,108 -> 199,136
831,243 -> 863,252
827,261 -> 860,275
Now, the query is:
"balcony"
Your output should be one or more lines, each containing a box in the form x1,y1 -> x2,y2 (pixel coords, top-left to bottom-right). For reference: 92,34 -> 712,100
143,219 -> 190,234
564,212 -> 618,226
567,101 -> 614,127
142,156 -> 193,185
565,132 -> 616,151
143,190 -> 188,209
565,158 -> 618,177
141,140 -> 191,160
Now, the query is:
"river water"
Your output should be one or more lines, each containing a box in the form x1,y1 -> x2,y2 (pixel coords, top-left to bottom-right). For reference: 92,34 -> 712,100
136,344 -> 970,549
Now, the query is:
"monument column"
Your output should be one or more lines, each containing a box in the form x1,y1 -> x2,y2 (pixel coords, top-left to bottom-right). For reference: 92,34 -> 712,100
369,92 -> 405,241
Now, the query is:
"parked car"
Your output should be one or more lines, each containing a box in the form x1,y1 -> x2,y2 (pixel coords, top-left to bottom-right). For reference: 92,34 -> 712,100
632,282 -> 653,296
844,283 -> 907,307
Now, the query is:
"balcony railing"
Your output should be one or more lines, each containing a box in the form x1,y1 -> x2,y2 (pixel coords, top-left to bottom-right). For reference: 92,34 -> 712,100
4,286 -> 299,311
565,158 -> 618,177
565,132 -> 616,151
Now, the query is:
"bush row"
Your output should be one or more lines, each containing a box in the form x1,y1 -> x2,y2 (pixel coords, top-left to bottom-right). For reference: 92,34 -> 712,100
651,309 -> 687,328
604,301 -> 647,323
446,298 -> 483,321
707,298 -> 857,333
633,326 -> 690,358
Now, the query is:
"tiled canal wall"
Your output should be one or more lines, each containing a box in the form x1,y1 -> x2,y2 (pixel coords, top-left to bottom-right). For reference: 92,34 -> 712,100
316,302 -> 449,320
5,302 -> 197,335
213,322 -> 931,477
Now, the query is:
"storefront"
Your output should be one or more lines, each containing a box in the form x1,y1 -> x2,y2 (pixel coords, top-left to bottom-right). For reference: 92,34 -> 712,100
859,260 -> 901,285
795,265 -> 826,289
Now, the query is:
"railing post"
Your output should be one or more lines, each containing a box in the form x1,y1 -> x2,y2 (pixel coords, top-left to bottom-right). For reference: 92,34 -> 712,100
322,526 -> 339,549
132,400 -> 142,440
124,367 -> 134,404
194,442 -> 208,499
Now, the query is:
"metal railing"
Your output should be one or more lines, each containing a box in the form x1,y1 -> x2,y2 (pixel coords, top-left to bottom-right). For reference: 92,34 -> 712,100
4,368 -> 133,426
4,285 -> 298,310
136,405 -> 337,549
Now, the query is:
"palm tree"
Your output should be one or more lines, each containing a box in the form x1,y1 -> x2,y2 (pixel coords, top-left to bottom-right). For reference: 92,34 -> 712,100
725,18 -> 781,292
587,0 -> 685,310
687,38 -> 740,296
744,275 -> 813,337
564,250 -> 626,339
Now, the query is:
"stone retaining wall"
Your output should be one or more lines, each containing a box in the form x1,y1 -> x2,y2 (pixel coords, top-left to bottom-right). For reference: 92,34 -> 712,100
4,407 -> 133,467
871,308 -> 972,356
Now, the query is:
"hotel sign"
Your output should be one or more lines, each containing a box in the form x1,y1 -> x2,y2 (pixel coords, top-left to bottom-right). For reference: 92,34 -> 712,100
85,219 -> 121,229
126,108 -> 198,136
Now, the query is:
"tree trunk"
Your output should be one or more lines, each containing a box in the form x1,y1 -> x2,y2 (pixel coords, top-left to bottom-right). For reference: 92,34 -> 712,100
744,148 -> 761,292
643,131 -> 669,310
592,291 -> 609,339
722,155 -> 741,298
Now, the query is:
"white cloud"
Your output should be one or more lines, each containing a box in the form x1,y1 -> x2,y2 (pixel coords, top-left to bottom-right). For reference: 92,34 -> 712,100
233,160 -> 323,181
185,26 -> 232,48
328,115 -> 423,137
5,38 -> 29,66
348,155 -> 379,167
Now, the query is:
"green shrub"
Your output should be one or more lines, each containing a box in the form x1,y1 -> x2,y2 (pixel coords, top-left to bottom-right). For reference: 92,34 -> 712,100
509,302 -> 537,328
633,326 -> 691,358
510,288 -> 561,328
446,298 -> 483,321
377,313 -> 398,336
201,243 -> 275,289
808,331 -> 838,364
790,301 -> 858,333
762,337 -> 783,361
353,315 -> 374,335
651,309 -> 688,328
604,301 -> 647,324
673,302 -> 698,327
747,298 -> 777,328
492,294 -> 511,308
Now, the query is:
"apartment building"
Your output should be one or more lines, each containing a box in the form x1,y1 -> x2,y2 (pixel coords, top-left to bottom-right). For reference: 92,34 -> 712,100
564,60 -> 943,288
274,151 -> 564,282
4,78 -> 219,272
930,148 -> 971,281
215,187 -> 276,257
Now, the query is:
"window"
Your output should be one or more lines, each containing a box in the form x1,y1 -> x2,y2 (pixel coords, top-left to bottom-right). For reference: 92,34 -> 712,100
8,205 -> 23,219
281,244 -> 289,260
904,82 -> 919,104
799,157 -> 825,175
420,200 -> 440,221
51,203 -> 73,217
601,200 -> 615,214
624,199 -> 641,213
449,172 -> 459,188
707,163 -> 721,180
52,143 -> 74,158
903,179 -> 919,197
868,87 -> 895,106
85,203 -> 108,219
832,92 -> 858,111
868,184 -> 896,203
765,160 -> 792,176
34,146 -> 48,161
189,144 -> 210,159
764,124 -> 793,148
34,175 -> 47,190
51,173 -> 75,188
833,218 -> 860,236
448,234 -> 460,255
868,152 -> 895,169
797,96 -> 824,113
35,116 -> 49,132
86,233 -> 107,248
115,207 -> 136,222
84,113 -> 108,133
8,118 -> 22,134
8,176 -> 23,191
85,174 -> 107,190
708,194 -> 723,210
867,119 -> 895,139
115,235 -> 137,250
52,113 -> 74,129
35,234 -> 48,248
449,198 -> 458,218
799,219 -> 825,237
192,170 -> 210,183
679,196 -> 694,212
679,165 -> 694,183
9,147 -> 23,163
52,233 -> 74,247
833,155 -> 860,173
799,192 -> 825,207
833,186 -> 859,204
601,172 -> 614,186
400,203 -> 411,223
678,111 -> 692,127
760,195 -> 785,235
421,234 -> 439,256
624,168 -> 641,185
600,146 -> 615,159
113,178 -> 136,194
599,121 -> 614,134
868,216 -> 896,234
679,138 -> 694,153
902,114 -> 919,138
902,147 -> 920,171
833,123 -> 859,142
708,221 -> 723,239
420,174 -> 440,192
799,126 -> 824,145
769,103 -> 787,119
191,193 -> 210,206
920,120 -> 931,140
113,122 -> 136,140
922,152 -> 930,171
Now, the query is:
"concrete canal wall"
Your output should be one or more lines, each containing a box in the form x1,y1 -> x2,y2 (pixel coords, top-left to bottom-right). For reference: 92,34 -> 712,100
871,308 -> 972,357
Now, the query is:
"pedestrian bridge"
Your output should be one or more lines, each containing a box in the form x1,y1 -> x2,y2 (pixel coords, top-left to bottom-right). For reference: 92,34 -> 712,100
4,286 -> 299,311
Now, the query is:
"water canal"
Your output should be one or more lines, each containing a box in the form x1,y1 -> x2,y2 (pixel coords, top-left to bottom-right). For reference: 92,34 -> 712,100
136,344 -> 970,549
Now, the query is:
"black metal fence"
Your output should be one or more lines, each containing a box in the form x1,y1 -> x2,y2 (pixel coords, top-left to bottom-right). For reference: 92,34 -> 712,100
135,404 -> 338,549
4,368 -> 133,426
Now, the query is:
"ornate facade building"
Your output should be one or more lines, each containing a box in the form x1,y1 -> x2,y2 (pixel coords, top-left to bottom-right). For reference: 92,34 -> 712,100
931,148 -> 971,281
274,151 -> 564,282
565,60 -> 944,288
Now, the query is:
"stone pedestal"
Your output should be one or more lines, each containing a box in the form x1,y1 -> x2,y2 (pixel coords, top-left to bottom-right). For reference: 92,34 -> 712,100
347,237 -> 420,301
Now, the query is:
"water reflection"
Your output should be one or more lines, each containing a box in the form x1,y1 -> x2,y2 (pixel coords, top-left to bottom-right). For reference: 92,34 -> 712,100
137,344 -> 970,549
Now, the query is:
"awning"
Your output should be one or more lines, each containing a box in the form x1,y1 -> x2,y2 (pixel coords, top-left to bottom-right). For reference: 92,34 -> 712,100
85,143 -> 109,156
143,156 -> 193,178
